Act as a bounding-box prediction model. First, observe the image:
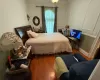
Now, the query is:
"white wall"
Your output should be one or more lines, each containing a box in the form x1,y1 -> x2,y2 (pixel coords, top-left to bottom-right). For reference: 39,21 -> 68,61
26,0 -> 68,30
67,0 -> 100,37
0,0 -> 28,36
67,0 -> 100,58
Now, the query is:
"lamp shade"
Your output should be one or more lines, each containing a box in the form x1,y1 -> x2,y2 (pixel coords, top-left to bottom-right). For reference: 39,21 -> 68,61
52,0 -> 59,3
0,32 -> 23,51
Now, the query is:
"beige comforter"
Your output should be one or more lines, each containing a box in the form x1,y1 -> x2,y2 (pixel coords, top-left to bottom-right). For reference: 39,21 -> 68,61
26,33 -> 72,54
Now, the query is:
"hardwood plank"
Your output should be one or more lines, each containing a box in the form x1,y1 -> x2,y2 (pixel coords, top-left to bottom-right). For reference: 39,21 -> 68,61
30,56 -> 57,80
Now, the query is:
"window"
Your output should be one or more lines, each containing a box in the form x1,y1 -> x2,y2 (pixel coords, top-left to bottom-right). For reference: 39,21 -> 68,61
45,9 -> 55,33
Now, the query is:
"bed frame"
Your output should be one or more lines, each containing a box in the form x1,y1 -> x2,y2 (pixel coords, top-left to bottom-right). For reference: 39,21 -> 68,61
14,25 -> 33,44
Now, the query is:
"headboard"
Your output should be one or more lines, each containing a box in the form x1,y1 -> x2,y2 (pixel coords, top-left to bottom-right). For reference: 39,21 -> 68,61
14,25 -> 33,44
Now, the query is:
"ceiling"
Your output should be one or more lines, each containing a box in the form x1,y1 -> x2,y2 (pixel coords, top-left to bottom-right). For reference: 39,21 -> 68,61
26,0 -> 68,5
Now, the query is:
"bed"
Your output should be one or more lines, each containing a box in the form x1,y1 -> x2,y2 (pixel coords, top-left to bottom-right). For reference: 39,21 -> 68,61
14,26 -> 72,55
26,33 -> 72,54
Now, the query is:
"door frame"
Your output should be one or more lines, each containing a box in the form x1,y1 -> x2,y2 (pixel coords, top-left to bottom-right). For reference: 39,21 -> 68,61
89,30 -> 100,58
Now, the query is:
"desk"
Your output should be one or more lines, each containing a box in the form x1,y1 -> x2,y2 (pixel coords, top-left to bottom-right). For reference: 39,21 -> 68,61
68,37 -> 80,50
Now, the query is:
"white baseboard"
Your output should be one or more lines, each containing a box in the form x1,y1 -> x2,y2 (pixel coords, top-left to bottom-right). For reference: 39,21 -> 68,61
79,48 -> 89,57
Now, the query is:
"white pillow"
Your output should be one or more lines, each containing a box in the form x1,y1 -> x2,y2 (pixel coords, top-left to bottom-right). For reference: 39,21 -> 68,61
27,30 -> 38,38
31,31 -> 39,38
27,30 -> 32,38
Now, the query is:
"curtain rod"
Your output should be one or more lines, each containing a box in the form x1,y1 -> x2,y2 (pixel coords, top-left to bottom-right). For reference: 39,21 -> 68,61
36,6 -> 58,8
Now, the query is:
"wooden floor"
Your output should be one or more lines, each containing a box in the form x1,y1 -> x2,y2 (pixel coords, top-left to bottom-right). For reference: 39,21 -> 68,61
30,49 -> 91,80
30,56 -> 56,80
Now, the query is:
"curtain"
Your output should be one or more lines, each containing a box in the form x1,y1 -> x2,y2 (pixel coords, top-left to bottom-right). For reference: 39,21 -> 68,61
41,6 -> 46,33
54,7 -> 58,32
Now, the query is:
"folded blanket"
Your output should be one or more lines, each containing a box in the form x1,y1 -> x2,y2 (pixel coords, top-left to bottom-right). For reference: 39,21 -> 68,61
55,57 -> 69,78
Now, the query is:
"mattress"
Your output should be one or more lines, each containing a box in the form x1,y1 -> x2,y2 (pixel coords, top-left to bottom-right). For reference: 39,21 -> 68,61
26,33 -> 72,54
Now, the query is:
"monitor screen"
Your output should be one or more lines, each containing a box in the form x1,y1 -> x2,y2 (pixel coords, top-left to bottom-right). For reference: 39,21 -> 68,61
70,29 -> 82,39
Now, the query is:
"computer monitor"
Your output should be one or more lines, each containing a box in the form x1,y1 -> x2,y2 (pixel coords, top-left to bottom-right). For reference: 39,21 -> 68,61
70,29 -> 82,39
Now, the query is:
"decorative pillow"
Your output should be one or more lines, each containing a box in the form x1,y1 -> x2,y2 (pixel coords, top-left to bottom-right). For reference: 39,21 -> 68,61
31,31 -> 39,38
10,46 -> 32,60
27,30 -> 38,38
27,30 -> 33,38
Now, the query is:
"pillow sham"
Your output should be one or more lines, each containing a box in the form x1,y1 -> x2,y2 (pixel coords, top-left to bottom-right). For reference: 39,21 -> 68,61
27,30 -> 33,38
27,30 -> 38,38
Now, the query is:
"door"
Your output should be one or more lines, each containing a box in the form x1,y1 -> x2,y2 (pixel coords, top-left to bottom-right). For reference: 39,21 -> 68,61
89,30 -> 100,58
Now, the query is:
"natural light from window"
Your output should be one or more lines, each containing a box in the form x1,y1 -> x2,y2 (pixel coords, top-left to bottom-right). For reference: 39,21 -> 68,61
45,10 -> 55,33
